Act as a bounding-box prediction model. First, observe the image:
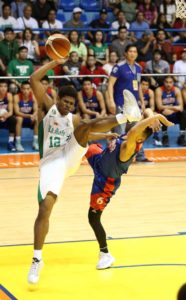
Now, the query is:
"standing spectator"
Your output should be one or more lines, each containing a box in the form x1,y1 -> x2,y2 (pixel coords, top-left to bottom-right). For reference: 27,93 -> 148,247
103,50 -> 119,75
111,26 -> 131,61
138,0 -> 158,26
64,7 -> 85,30
42,9 -> 63,38
14,81 -> 38,151
20,28 -> 40,64
17,5 -> 39,37
160,0 -> 176,25
78,77 -> 106,119
0,4 -> 18,37
0,79 -> 16,151
129,12 -> 150,41
173,49 -> 186,89
155,76 -> 186,146
11,0 -> 26,19
111,10 -> 129,38
32,0 -> 51,27
0,28 -> 19,65
62,51 -> 82,90
88,9 -> 110,42
80,55 -> 107,89
121,0 -> 137,23
153,29 -> 174,63
69,30 -> 87,64
144,49 -> 170,88
7,46 -> 34,87
135,32 -> 155,63
88,30 -> 109,66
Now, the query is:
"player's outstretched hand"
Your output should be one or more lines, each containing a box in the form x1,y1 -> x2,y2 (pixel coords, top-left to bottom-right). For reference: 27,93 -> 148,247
105,132 -> 119,140
157,114 -> 174,127
55,57 -> 69,65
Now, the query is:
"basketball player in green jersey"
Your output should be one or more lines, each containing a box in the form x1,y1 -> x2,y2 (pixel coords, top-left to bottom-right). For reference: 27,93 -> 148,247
28,57 -> 143,284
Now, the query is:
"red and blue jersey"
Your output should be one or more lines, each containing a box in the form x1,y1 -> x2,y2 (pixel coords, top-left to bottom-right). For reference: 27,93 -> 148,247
18,92 -> 33,114
139,89 -> 150,109
0,93 -> 8,111
82,89 -> 101,113
161,86 -> 178,106
110,61 -> 142,107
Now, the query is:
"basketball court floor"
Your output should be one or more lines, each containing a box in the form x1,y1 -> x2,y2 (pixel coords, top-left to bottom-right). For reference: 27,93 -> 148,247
0,155 -> 186,300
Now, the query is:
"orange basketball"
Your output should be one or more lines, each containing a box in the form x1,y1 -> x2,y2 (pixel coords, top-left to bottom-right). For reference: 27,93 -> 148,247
45,33 -> 71,60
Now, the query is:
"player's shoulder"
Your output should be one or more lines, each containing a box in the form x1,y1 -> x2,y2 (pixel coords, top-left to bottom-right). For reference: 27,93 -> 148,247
117,60 -> 127,67
134,62 -> 142,70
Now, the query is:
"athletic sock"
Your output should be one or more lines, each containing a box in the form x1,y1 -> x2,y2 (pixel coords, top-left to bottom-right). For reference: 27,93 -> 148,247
33,250 -> 42,261
33,135 -> 38,141
100,246 -> 109,253
180,130 -> 185,136
16,136 -> 21,142
8,136 -> 14,142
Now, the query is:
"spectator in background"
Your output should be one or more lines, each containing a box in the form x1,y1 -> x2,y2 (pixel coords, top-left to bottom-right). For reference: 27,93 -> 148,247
88,30 -> 109,66
111,26 -> 131,61
144,49 -> 170,88
103,50 -> 119,75
88,9 -> 110,42
155,76 -> 186,146
64,7 -> 85,30
62,51 -> 82,91
11,0 -> 26,18
151,13 -> 172,32
135,31 -> 155,63
40,56 -> 55,87
69,30 -> 87,64
20,28 -> 40,64
0,4 -> 18,38
0,28 -> 19,66
182,83 -> 186,110
138,0 -> 158,26
0,79 -> 16,152
41,75 -> 57,103
0,58 -> 6,75
111,10 -> 129,38
160,0 -> 176,25
32,0 -> 51,27
121,0 -> 137,23
129,12 -> 150,41
78,77 -> 106,119
14,81 -> 38,152
153,29 -> 174,63
173,49 -> 186,89
17,5 -> 39,39
7,46 -> 34,88
42,9 -> 63,38
80,54 -> 107,89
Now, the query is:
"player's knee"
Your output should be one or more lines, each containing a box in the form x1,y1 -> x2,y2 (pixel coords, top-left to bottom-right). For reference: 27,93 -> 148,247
88,208 -> 102,226
16,116 -> 23,123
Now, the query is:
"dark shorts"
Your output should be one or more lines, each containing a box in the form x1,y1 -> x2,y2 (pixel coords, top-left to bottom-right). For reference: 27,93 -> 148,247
23,118 -> 34,128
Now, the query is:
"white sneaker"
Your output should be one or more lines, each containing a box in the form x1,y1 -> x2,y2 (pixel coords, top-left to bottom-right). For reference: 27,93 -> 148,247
28,258 -> 44,284
15,141 -> 24,152
32,140 -> 39,151
96,252 -> 115,270
153,139 -> 162,147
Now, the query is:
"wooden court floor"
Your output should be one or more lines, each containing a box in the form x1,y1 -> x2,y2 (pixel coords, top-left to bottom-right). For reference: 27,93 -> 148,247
0,162 -> 186,299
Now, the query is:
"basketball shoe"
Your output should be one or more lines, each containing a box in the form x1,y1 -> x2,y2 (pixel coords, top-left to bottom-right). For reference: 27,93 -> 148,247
28,258 -> 44,284
96,252 -> 115,270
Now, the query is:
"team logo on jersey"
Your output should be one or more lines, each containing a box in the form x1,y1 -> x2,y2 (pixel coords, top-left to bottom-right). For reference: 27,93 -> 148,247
112,67 -> 118,73
51,109 -> 56,115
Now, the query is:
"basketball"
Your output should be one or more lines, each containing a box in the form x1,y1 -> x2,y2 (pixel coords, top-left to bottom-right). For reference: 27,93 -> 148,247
45,34 -> 71,60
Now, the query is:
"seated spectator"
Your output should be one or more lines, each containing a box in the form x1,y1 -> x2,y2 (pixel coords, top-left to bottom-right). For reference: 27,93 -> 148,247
20,28 -> 40,64
155,76 -> 186,146
153,29 -> 174,63
7,46 -> 34,88
111,26 -> 131,61
151,13 -> 172,32
32,0 -> 51,27
174,31 -> 186,44
88,9 -> 110,42
11,0 -> 26,19
173,49 -> 186,89
64,7 -> 84,30
0,28 -> 19,66
121,0 -> 137,22
0,4 -> 18,38
62,51 -> 82,91
0,79 -> 16,151
135,31 -> 155,62
69,30 -> 87,64
103,50 -> 119,75
17,5 -> 39,38
160,0 -> 176,26
80,55 -> 107,90
111,10 -> 129,38
129,12 -> 150,41
144,49 -> 170,88
41,75 -> 57,103
88,30 -> 109,66
138,0 -> 158,26
77,77 -> 106,119
42,9 -> 63,38
14,81 -> 38,151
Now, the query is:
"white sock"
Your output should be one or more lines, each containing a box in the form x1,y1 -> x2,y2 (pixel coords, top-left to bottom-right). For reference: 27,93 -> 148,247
34,250 -> 42,261
16,136 -> 21,142
33,135 -> 38,141
116,113 -> 127,125
9,136 -> 14,142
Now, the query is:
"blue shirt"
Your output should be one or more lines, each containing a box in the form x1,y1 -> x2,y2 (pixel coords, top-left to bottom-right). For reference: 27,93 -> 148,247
129,21 -> 150,39
110,61 -> 142,106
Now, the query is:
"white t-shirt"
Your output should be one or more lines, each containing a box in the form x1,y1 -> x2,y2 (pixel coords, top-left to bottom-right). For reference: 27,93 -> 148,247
0,16 -> 18,31
160,4 -> 176,23
173,60 -> 186,88
17,17 -> 39,34
103,63 -> 115,75
42,20 -> 63,30
21,40 -> 38,61
111,20 -> 130,36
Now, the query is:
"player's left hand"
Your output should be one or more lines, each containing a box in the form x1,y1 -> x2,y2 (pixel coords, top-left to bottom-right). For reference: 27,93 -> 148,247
105,133 -> 119,140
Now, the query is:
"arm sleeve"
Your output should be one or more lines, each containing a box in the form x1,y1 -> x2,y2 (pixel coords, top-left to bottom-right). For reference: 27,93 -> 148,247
110,64 -> 120,78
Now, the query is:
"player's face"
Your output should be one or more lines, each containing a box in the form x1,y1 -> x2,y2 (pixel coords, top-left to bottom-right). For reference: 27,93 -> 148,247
125,47 -> 138,62
0,83 -> 8,95
164,78 -> 174,90
57,96 -> 75,115
21,84 -> 31,96
141,81 -> 149,92
83,81 -> 92,92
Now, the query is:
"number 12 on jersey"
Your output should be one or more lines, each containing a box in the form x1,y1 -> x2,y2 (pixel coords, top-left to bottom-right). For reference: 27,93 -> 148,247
49,136 -> 60,148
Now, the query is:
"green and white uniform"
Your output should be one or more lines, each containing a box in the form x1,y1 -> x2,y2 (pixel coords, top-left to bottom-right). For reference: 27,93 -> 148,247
38,104 -> 87,202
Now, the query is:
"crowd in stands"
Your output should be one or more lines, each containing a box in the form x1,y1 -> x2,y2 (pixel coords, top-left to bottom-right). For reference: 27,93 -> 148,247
0,0 -> 186,152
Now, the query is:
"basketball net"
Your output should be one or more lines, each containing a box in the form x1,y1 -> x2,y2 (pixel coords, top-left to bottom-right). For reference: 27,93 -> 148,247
175,0 -> 186,18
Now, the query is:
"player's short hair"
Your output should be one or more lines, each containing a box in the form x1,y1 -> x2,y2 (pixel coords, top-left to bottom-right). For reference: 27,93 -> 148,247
41,75 -> 49,83
18,46 -> 28,52
82,77 -> 92,84
58,85 -> 77,100
0,79 -> 8,85
125,44 -> 137,53
21,81 -> 30,86
141,77 -> 150,84
4,27 -> 14,34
